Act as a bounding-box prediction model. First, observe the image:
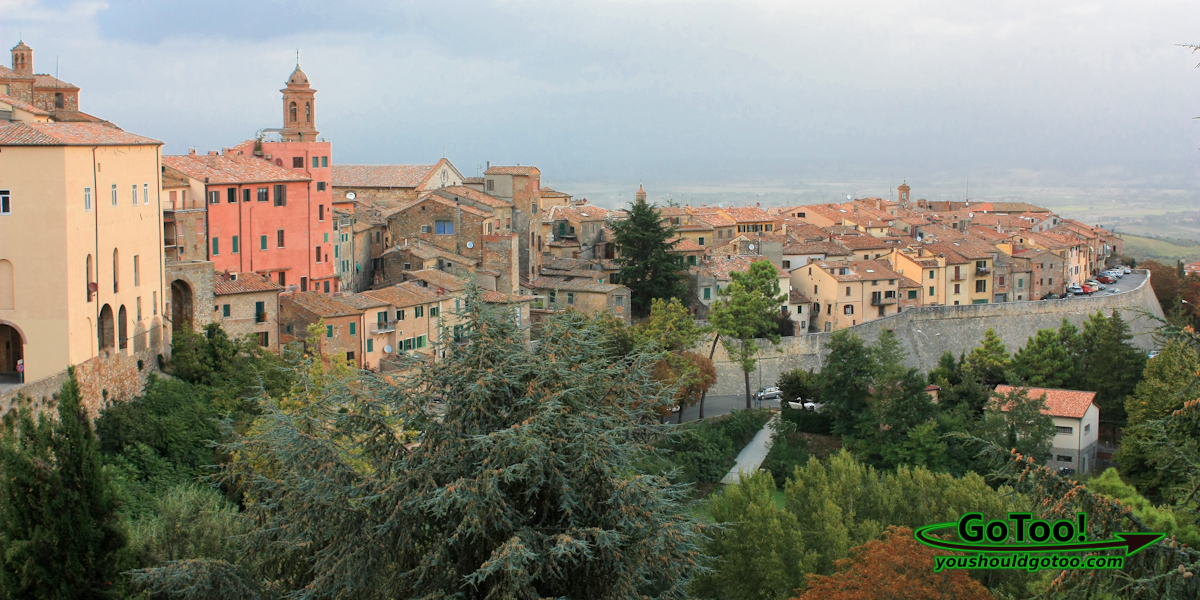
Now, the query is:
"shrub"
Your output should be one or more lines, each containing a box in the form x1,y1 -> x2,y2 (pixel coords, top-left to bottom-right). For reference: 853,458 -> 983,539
659,409 -> 772,485
781,404 -> 834,435
761,427 -> 810,485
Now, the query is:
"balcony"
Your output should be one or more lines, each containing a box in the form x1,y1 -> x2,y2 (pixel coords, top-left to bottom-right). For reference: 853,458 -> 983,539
950,273 -> 966,281
976,267 -> 991,276
373,320 -> 397,334
164,237 -> 177,248
870,294 -> 898,306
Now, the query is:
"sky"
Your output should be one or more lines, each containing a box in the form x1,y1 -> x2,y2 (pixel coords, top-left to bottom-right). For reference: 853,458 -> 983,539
4,0 -> 1200,202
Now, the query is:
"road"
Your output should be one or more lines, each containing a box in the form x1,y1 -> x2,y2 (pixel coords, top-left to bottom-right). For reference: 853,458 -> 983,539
674,394 -> 780,423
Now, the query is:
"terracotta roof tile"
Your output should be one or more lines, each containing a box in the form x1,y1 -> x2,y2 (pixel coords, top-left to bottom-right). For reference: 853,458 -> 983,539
668,237 -> 705,252
163,154 -> 309,185
360,281 -> 442,307
333,164 -> 436,188
0,93 -> 48,116
434,185 -> 512,208
281,291 -> 361,318
527,276 -> 627,293
403,269 -> 467,292
811,259 -> 902,282
212,272 -> 284,295
994,385 -> 1097,419
33,74 -> 78,90
721,206 -> 773,223
337,292 -> 390,310
485,165 -> 541,176
481,290 -> 538,303
0,122 -> 160,146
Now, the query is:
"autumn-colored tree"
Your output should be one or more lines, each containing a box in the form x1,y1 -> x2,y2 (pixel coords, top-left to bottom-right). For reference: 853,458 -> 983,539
792,526 -> 991,600
1143,259 -> 1183,317
652,351 -> 716,423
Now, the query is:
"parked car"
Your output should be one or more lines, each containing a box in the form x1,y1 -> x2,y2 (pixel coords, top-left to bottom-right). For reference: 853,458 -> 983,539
1081,284 -> 1097,294
1149,349 -> 1161,359
1086,280 -> 1106,290
758,387 -> 784,401
1123,266 -> 1132,274
1097,275 -> 1116,284
1106,288 -> 1120,295
1066,284 -> 1084,295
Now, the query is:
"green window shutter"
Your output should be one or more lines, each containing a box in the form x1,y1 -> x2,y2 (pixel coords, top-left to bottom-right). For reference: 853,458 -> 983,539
431,307 -> 439,317
212,237 -> 219,255
350,322 -> 356,335
312,156 -> 319,168
222,304 -> 230,317
232,236 -> 239,254
417,335 -> 425,348
367,339 -> 373,352
326,325 -> 333,338
261,235 -> 267,250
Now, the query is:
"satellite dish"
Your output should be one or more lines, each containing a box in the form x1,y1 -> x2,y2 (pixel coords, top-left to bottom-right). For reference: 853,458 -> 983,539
749,244 -> 756,250
383,345 -> 393,354
467,241 -> 474,249
346,191 -> 356,200
846,194 -> 852,201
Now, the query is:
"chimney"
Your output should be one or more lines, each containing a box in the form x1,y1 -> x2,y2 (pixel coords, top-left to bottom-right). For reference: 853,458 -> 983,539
188,148 -> 196,156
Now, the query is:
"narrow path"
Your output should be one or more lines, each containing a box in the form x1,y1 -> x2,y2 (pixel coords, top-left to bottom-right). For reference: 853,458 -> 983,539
720,414 -> 778,485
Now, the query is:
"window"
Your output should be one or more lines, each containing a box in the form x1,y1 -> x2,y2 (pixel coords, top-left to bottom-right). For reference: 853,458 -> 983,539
132,184 -> 139,205
928,270 -> 935,279
334,244 -> 340,259
318,204 -> 325,221
133,255 -> 140,286
999,276 -> 1005,287
349,322 -> 356,335
208,190 -> 219,204
222,304 -> 231,317
1084,424 -> 1091,433
976,260 -> 987,270
397,309 -> 405,321
84,187 -> 91,211
1056,455 -> 1073,463
367,339 -> 374,352
212,237 -> 219,256
232,235 -> 239,254
929,286 -> 935,296
430,306 -> 439,317
322,156 -> 328,168
259,332 -> 269,347
301,277 -> 307,291
243,188 -> 250,203
0,190 -> 9,214
1018,278 -> 1024,289
703,287 -> 711,300
954,283 -> 961,294
323,280 -> 330,293
1056,426 -> 1073,435
782,260 -> 791,269
253,187 -> 266,202
844,305 -> 854,315
327,325 -> 333,338
698,237 -> 705,246
255,301 -> 265,323
54,92 -> 63,108
505,218 -> 511,229
293,157 -> 304,168
312,156 -> 320,169
435,220 -> 454,235
227,187 -> 236,203
415,306 -> 424,318
845,286 -> 851,296
416,335 -> 426,348
567,292 -> 575,305
317,181 -> 326,191
152,291 -> 157,315
112,184 -> 118,206
907,290 -> 917,299
136,297 -> 142,321
486,179 -> 494,191
615,296 -> 624,306
347,351 -> 355,361
975,280 -> 986,293
274,185 -> 286,206
549,290 -> 557,304
1048,278 -> 1053,285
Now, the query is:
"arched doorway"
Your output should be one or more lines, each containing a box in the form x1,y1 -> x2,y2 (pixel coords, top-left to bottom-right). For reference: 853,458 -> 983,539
118,306 -> 128,351
171,279 -> 193,332
0,322 -> 23,385
99,304 -> 115,350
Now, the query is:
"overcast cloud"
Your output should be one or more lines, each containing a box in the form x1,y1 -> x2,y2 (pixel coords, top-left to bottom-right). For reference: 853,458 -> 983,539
3,0 -> 1200,195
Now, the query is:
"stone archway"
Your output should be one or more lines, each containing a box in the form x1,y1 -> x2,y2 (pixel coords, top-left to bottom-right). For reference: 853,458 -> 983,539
171,279 -> 193,332
99,304 -> 115,350
0,322 -> 23,385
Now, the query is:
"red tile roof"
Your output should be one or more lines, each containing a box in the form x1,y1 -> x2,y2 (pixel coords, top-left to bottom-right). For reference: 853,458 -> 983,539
361,281 -> 442,307
481,290 -> 538,303
33,74 -> 78,90
721,206 -> 773,223
403,269 -> 467,292
994,385 -> 1097,419
485,165 -> 541,176
282,291 -> 361,318
668,237 -> 705,252
213,272 -> 284,296
333,164 -> 436,188
0,93 -> 48,116
163,154 -> 309,185
0,122 -> 160,146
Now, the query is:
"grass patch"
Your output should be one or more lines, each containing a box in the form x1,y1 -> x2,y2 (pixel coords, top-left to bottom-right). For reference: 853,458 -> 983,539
1120,234 -> 1200,263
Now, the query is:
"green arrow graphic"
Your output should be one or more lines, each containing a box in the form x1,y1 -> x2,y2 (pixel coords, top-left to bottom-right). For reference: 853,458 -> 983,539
914,522 -> 1165,557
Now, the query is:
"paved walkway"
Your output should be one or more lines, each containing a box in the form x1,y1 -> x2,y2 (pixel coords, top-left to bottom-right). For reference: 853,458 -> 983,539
720,414 -> 778,484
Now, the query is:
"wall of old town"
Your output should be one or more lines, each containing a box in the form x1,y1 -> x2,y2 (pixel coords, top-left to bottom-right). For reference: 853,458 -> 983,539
707,271 -> 1165,396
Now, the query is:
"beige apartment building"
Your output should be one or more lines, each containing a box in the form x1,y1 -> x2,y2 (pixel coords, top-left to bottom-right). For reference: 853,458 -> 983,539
791,260 -> 903,331
0,122 -> 165,384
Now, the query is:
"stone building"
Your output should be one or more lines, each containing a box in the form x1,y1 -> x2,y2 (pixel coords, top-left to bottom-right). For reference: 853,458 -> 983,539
332,159 -> 464,206
524,277 -> 632,325
0,41 -> 104,122
1013,248 -> 1066,299
212,271 -> 283,351
995,386 -> 1099,474
279,291 -> 365,366
378,241 -> 478,284
483,165 -> 539,278
358,282 -> 454,369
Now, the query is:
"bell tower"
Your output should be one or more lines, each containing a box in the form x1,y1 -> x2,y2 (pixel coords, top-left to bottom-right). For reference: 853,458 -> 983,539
11,41 -> 32,77
280,57 -> 318,142
897,180 -> 911,205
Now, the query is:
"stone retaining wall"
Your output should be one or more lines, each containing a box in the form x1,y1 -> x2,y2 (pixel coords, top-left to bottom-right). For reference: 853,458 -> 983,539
708,271 -> 1164,396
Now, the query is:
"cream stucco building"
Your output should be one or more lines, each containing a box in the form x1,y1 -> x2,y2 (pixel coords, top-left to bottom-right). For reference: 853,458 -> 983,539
0,122 -> 165,385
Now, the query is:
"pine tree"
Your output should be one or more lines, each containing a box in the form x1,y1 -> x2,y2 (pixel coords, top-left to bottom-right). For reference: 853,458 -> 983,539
1008,328 -> 1075,388
960,328 -> 1009,386
818,330 -> 874,437
611,195 -> 687,317
134,287 -> 706,599
1078,310 -> 1146,428
0,368 -> 128,599
709,261 -> 786,408
927,350 -> 961,387
977,386 -> 1056,463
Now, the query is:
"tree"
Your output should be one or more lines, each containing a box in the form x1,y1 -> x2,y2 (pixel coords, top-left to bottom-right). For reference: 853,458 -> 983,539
0,368 -> 128,598
1143,259 -> 1182,317
611,194 -> 688,317
793,526 -> 992,600
818,331 -> 874,437
638,297 -> 705,353
960,328 -> 1008,386
692,471 -> 816,600
926,351 -> 961,387
710,261 -> 786,408
1008,328 -> 1075,388
1076,310 -> 1146,429
128,484 -> 245,569
977,386 -> 1056,464
137,288 -> 706,599
778,368 -> 819,403
652,351 -> 717,423
1057,318 -> 1085,389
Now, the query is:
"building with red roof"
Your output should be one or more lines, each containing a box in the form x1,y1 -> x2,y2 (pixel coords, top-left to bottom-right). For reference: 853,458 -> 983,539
995,385 -> 1099,473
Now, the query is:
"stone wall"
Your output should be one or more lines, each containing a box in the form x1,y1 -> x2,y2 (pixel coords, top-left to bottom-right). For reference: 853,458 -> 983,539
0,341 -> 166,420
708,271 -> 1164,396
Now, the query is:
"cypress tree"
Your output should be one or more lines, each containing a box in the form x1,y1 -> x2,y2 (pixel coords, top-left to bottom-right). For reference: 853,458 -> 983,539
960,328 -> 1009,386
0,367 -> 128,599
611,195 -> 687,317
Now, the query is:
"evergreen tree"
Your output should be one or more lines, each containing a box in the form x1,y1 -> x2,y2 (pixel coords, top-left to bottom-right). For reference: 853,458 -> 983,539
1008,328 -> 1075,388
1057,318 -> 1086,389
960,328 -> 1008,386
927,350 -> 961,387
135,289 -> 706,599
692,471 -> 816,600
611,195 -> 687,317
778,367 -> 819,403
977,386 -> 1056,464
818,331 -> 874,437
1077,310 -> 1146,428
710,261 -> 786,408
0,368 -> 128,599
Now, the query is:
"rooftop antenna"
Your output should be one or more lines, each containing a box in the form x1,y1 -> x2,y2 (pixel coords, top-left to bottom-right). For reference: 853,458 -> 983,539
296,48 -> 300,67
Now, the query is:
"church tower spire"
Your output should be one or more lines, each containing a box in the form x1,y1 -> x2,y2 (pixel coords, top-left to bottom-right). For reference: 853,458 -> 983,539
280,59 -> 318,142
